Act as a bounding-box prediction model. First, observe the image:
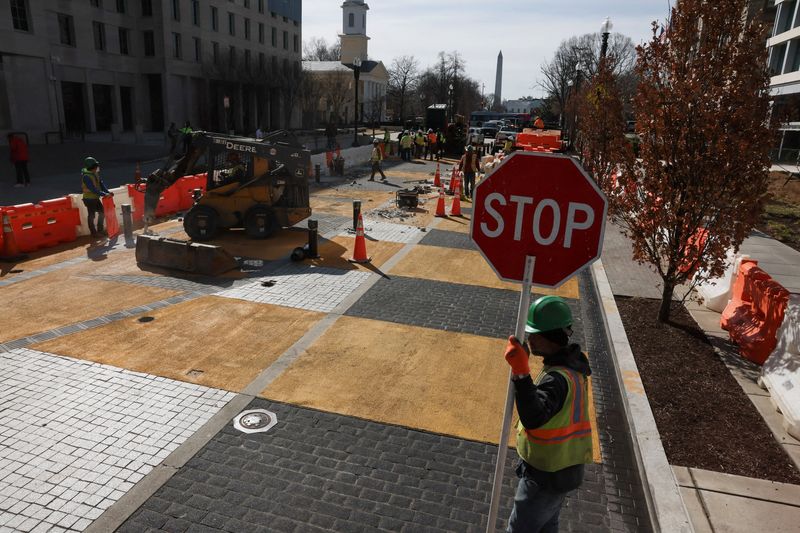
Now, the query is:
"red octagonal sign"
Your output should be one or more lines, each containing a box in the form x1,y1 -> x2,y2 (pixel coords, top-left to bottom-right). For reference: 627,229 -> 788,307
470,152 -> 607,287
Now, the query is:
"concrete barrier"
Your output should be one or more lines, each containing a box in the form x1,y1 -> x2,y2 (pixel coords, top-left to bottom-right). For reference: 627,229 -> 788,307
309,144 -> 374,176
761,294 -> 800,440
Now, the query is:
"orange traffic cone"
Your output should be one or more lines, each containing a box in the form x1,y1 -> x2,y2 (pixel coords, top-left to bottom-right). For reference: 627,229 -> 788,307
450,177 -> 462,217
448,168 -> 456,194
433,163 -> 441,188
0,211 -> 27,261
349,213 -> 371,264
435,188 -> 447,217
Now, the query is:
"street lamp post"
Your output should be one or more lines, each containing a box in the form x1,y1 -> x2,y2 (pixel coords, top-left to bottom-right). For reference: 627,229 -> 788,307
600,17 -> 613,60
448,83 -> 454,122
352,56 -> 362,147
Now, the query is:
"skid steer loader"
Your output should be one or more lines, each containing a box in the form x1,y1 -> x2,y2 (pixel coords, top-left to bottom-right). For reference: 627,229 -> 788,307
134,131 -> 312,275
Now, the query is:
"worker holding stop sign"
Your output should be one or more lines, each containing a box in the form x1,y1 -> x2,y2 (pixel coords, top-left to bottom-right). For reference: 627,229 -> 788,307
470,152 -> 607,532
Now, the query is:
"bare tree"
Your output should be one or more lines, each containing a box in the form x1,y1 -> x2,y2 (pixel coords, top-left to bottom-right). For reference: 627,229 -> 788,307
303,37 -> 341,61
540,33 -> 637,124
316,70 -> 353,126
387,55 -> 419,124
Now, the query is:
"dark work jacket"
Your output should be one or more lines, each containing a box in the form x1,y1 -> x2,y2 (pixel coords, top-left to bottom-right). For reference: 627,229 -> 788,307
513,343 -> 592,493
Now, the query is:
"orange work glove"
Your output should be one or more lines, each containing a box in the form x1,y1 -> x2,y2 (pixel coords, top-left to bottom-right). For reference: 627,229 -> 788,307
504,336 -> 530,375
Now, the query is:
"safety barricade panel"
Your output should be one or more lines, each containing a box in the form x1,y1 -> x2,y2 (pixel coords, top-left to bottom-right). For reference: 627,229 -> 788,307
176,174 -> 207,211
102,195 -> 121,239
696,251 -> 747,313
761,295 -> 800,440
721,259 -> 760,331
154,184 -> 182,217
127,184 -> 146,222
5,198 -> 79,252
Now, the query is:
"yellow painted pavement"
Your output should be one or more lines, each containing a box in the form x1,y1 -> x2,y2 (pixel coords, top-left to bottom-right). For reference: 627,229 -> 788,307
390,245 -> 580,299
31,296 -> 323,392
0,272 -> 180,344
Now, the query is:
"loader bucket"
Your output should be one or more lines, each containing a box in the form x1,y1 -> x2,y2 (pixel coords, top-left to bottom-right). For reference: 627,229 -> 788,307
135,234 -> 239,276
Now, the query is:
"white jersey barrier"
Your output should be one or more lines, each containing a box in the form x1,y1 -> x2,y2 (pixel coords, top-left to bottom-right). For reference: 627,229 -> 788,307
760,294 -> 800,440
695,250 -> 749,313
68,186 -> 131,237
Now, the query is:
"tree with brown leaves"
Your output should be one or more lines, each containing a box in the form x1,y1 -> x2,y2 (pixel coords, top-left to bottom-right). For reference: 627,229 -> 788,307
600,0 -> 774,322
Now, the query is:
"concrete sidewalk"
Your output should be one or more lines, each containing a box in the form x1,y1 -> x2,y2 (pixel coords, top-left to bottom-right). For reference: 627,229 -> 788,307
601,220 -> 800,533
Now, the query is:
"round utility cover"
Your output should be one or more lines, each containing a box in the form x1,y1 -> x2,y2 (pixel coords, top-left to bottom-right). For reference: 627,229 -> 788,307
233,409 -> 278,434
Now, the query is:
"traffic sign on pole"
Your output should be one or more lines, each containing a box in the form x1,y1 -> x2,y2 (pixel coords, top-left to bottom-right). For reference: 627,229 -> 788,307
473,152 -> 607,531
470,152 -> 607,287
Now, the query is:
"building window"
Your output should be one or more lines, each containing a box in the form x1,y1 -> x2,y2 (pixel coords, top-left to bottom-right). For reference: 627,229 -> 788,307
58,14 -> 75,46
282,30 -> 288,50
193,37 -> 201,62
192,0 -> 200,26
229,45 -> 236,67
119,28 -> 130,55
244,0 -> 250,7
258,23 -> 264,44
362,14 -> 366,29
173,32 -> 182,59
228,12 -> 235,36
212,41 -> 219,64
91,0 -> 102,6
293,34 -> 298,53
117,0 -> 126,13
244,49 -> 251,69
172,0 -> 180,21
271,55 -> 277,72
244,18 -> 250,40
271,11 -> 276,18
258,0 -> 264,13
10,0 -> 30,32
93,22 -> 106,51
348,13 -> 354,27
271,27 -> 276,47
211,6 -> 218,31
259,52 -> 265,71
141,0 -> 153,16
143,30 -> 155,56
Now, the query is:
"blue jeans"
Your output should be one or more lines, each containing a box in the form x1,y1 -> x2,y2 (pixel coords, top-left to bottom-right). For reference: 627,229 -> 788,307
507,463 -> 566,532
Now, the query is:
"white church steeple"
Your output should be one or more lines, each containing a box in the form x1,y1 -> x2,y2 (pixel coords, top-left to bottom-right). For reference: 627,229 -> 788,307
340,0 -> 370,64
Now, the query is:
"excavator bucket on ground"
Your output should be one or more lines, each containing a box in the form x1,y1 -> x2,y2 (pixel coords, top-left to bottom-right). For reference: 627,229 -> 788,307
135,234 -> 239,276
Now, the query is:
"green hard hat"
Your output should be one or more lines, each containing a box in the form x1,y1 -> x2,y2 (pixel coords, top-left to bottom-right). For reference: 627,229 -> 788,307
84,156 -> 99,169
525,296 -> 573,334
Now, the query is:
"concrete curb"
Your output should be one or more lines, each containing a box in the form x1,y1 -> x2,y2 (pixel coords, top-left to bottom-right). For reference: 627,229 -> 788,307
590,259 -> 694,533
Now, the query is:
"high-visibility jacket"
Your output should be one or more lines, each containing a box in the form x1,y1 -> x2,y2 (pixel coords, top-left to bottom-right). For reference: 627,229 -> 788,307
180,126 -> 193,135
428,133 -> 437,144
534,117 -> 545,129
516,365 -> 592,472
370,147 -> 383,162
400,135 -> 413,149
383,130 -> 391,142
415,133 -> 425,146
81,168 -> 107,200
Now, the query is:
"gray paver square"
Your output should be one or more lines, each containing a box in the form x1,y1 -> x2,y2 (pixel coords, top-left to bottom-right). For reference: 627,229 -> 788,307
419,228 -> 478,251
0,348 -> 235,532
217,262 -> 372,312
345,275 -> 585,342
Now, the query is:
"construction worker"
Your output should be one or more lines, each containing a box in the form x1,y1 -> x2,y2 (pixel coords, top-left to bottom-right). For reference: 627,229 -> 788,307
382,128 -> 391,158
180,121 -> 193,154
503,296 -> 592,532
503,137 -> 514,154
533,116 -> 545,130
436,130 -> 445,160
218,152 -> 246,185
414,130 -> 425,159
81,157 -> 112,238
427,129 -> 438,161
457,145 -> 480,198
400,130 -> 413,161
368,139 -> 387,181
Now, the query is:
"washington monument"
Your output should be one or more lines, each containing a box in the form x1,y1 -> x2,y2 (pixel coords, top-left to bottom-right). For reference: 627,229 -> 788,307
493,51 -> 503,109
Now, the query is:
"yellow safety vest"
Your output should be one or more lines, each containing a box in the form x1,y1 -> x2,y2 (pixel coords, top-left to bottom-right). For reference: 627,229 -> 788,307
81,169 -> 102,200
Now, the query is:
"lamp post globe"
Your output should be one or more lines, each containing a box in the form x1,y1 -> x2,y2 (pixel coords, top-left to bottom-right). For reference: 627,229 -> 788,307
600,17 -> 613,59
352,56 -> 362,147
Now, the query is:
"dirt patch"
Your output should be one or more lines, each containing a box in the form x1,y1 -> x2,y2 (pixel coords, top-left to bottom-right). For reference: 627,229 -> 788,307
757,172 -> 800,252
616,296 -> 800,484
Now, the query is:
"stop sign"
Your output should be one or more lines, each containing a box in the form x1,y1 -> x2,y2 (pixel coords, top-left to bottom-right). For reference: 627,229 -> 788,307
470,152 -> 607,287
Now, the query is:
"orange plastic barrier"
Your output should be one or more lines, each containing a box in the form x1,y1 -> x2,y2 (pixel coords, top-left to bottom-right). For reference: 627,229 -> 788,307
4,198 -> 80,253
517,131 -> 563,153
127,184 -> 146,222
176,174 -> 207,210
102,196 -> 120,239
0,207 -> 5,254
721,260 -> 791,365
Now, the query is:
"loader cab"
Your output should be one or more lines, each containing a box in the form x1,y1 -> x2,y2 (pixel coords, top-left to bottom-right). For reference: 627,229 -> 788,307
206,144 -> 258,189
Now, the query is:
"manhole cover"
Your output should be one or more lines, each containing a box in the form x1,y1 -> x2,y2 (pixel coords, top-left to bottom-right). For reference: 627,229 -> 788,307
233,409 -> 277,434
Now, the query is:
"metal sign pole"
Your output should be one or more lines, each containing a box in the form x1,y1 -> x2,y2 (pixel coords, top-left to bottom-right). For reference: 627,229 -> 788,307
486,255 -> 536,532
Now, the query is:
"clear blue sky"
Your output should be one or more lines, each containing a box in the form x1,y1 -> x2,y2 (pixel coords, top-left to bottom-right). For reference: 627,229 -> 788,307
303,0 -> 674,100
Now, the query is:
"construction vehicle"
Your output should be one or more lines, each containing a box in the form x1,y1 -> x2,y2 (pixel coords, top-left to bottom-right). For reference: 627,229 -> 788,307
136,130 -> 311,241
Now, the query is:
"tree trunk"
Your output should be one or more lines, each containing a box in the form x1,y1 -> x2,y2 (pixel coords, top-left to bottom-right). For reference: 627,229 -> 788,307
658,279 -> 675,323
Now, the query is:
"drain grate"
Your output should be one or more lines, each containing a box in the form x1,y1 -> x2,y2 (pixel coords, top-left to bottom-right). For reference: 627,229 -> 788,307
233,409 -> 278,434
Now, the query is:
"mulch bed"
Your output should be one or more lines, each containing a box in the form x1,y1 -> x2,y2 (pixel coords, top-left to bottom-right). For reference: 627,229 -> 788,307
616,296 -> 800,485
